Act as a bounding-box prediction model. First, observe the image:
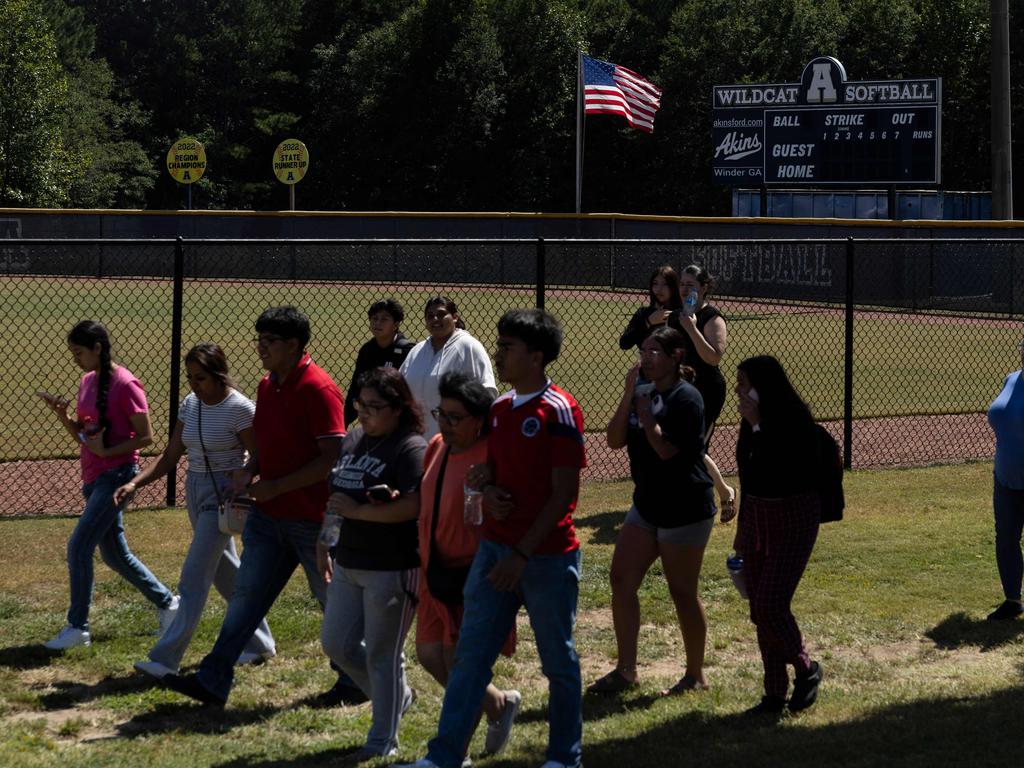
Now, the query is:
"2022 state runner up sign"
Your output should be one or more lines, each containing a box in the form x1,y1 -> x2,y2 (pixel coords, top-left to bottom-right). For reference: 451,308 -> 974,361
711,57 -> 940,186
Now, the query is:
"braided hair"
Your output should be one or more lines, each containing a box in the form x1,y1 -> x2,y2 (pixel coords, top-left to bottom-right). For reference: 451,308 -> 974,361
68,321 -> 113,445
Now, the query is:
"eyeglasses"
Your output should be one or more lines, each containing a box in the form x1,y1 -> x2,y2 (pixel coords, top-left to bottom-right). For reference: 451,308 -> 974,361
636,348 -> 667,359
253,334 -> 285,347
354,399 -> 392,416
431,407 -> 470,426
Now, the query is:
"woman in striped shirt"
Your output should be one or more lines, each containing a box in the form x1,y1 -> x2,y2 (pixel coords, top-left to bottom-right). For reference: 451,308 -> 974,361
115,343 -> 276,679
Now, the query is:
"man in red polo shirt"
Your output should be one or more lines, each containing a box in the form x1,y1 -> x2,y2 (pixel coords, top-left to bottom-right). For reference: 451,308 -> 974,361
165,306 -> 361,706
402,309 -> 586,768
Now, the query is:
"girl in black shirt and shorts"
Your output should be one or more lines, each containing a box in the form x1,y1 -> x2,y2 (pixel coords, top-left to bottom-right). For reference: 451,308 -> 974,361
590,327 -> 716,695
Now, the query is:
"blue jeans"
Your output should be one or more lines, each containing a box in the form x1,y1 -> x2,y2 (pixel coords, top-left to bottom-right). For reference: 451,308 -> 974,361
426,540 -> 583,768
197,509 -> 327,701
67,463 -> 174,630
994,475 -> 1024,600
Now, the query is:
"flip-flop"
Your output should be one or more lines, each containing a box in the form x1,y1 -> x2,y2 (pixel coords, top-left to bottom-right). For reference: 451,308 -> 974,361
661,674 -> 709,696
719,488 -> 738,524
586,668 -> 637,694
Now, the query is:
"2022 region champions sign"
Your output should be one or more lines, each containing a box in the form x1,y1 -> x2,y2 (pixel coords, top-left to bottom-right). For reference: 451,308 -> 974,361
712,57 -> 940,186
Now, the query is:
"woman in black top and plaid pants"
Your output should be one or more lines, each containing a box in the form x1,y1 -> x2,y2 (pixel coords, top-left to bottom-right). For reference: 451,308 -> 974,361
734,355 -> 823,716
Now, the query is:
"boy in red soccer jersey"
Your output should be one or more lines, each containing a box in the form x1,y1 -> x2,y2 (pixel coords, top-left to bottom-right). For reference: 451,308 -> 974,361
400,309 -> 586,768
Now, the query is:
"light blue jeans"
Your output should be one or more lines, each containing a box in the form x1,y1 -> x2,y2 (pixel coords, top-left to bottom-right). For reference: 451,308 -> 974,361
147,471 -> 275,670
67,462 -> 175,630
426,540 -> 583,768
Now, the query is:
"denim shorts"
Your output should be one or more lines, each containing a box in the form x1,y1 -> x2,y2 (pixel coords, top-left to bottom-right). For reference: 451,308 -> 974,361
625,505 -> 715,546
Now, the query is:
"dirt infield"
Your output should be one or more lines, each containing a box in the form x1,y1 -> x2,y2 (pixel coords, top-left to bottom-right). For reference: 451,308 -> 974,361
0,412 -> 993,517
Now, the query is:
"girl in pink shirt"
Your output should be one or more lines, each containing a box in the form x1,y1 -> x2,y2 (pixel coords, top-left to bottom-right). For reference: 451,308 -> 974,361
39,321 -> 177,650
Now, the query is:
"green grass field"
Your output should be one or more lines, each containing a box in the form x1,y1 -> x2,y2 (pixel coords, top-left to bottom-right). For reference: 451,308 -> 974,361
1,463 -> 1022,767
2,276 -> 1018,462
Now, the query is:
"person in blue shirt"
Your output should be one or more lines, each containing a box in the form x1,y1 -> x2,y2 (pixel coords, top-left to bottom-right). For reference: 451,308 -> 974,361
986,339 -> 1024,620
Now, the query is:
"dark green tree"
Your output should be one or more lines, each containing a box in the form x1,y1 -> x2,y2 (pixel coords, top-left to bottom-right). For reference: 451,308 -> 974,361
42,0 -> 156,208
0,0 -> 78,206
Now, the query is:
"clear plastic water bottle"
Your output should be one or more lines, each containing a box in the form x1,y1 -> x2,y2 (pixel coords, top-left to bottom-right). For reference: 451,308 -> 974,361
684,288 -> 699,315
319,513 -> 342,547
464,483 -> 483,526
727,553 -> 748,599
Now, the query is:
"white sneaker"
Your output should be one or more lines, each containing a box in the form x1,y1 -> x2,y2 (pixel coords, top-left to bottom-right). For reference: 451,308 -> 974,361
237,649 -> 276,666
44,625 -> 90,650
354,746 -> 398,761
485,689 -> 522,754
134,659 -> 176,679
156,595 -> 180,636
393,760 -> 440,768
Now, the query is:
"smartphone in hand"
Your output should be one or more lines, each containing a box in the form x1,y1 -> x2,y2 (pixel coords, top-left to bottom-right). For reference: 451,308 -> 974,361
36,391 -> 68,407
366,484 -> 396,503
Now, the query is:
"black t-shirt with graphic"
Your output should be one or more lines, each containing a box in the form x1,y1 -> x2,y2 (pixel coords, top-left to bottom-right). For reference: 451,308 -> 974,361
330,426 -> 426,571
625,380 -> 715,527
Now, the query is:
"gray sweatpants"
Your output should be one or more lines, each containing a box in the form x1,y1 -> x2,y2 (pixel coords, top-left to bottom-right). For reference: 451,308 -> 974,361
148,471 -> 275,670
321,563 -> 418,755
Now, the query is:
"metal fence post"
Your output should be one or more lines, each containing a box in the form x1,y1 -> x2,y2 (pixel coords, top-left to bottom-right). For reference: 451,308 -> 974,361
166,237 -> 185,506
843,237 -> 855,470
536,237 -> 546,310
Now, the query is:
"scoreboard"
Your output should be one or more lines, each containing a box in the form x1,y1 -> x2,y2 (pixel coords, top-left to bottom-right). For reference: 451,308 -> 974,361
763,106 -> 939,184
712,57 -> 941,187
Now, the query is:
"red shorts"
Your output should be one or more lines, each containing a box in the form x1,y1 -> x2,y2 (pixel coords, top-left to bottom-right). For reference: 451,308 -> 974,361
416,577 -> 516,656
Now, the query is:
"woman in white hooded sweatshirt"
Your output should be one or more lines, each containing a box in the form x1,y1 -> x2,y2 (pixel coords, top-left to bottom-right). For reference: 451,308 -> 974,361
400,296 -> 497,439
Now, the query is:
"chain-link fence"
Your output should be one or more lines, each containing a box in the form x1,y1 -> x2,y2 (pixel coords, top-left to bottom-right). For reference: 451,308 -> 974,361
2,236 -> 1022,516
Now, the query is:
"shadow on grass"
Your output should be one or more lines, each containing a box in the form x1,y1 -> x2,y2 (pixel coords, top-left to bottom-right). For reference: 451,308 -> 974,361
925,611 -> 1024,652
39,673 -> 156,708
573,509 -> 625,546
213,745 -> 366,768
554,685 -> 1024,768
510,690 -> 665,727
114,701 -> 279,738
0,644 -> 61,670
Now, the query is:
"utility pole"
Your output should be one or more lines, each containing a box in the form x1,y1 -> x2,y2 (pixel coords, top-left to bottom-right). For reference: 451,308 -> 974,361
991,0 -> 1013,219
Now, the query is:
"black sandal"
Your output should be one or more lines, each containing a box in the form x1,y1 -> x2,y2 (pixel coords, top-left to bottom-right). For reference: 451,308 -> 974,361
661,674 -> 709,696
586,668 -> 637,694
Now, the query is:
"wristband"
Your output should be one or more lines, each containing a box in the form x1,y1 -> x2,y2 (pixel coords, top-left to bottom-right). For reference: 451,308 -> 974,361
511,545 -> 530,561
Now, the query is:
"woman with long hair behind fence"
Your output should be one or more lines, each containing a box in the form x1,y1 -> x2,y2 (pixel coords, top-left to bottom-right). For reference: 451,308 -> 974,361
593,327 -> 716,695
678,264 -> 737,522
618,265 -> 684,350
733,355 -> 823,716
37,321 -> 177,650
113,343 -> 276,678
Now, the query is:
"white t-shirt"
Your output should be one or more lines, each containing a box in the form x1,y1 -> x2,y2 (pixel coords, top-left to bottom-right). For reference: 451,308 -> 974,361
399,329 -> 497,439
179,389 -> 255,473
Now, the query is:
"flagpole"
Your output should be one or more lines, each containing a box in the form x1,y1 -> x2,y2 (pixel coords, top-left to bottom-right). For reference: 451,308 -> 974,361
575,49 -> 583,214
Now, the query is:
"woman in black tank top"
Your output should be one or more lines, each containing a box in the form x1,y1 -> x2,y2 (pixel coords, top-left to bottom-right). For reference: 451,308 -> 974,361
678,265 -> 737,521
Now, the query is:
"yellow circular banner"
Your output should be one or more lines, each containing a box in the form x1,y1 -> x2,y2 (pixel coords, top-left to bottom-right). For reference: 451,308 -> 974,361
166,137 -> 206,184
273,139 -> 309,185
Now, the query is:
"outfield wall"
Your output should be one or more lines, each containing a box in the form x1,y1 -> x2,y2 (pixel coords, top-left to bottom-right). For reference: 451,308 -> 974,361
3,208 -> 1024,241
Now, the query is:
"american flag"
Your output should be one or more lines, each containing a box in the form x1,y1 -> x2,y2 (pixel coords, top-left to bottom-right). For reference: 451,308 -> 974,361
582,55 -> 663,133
